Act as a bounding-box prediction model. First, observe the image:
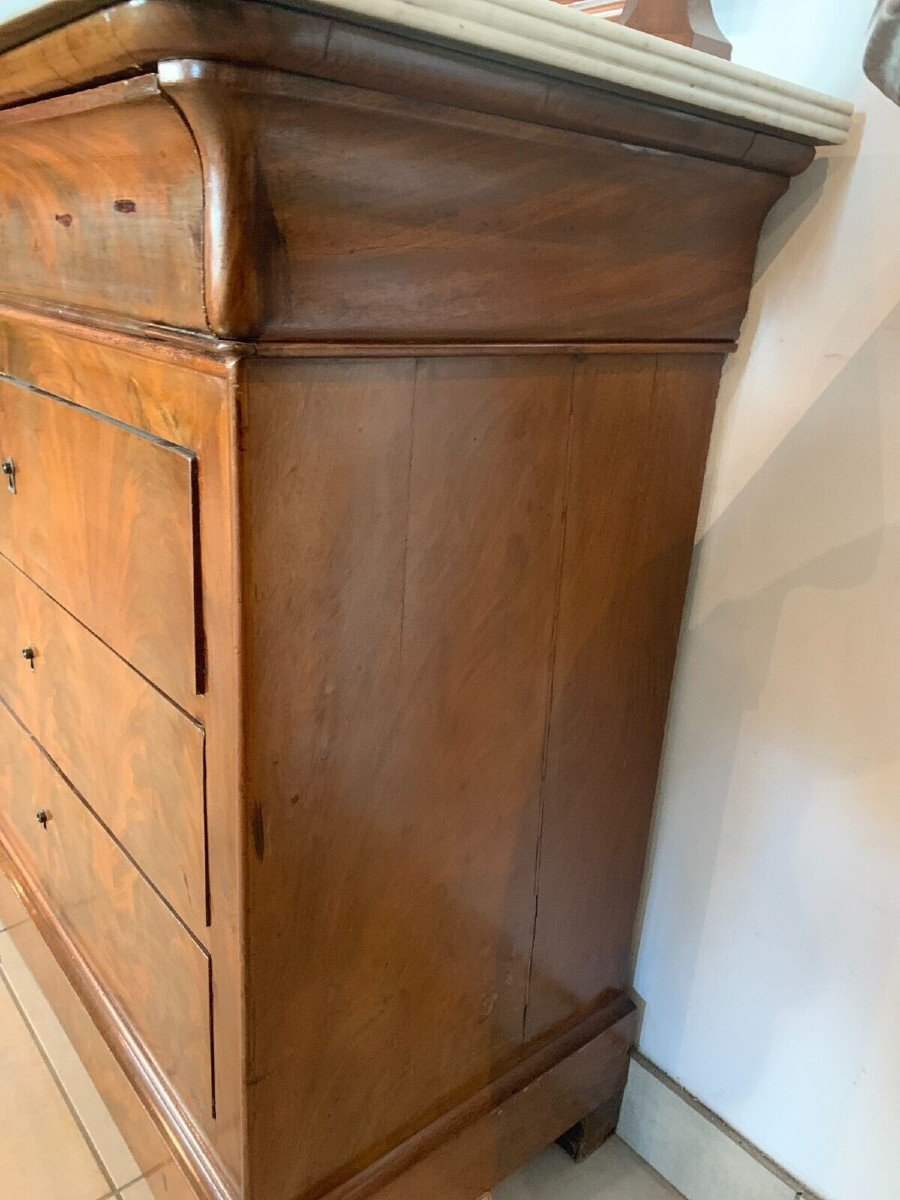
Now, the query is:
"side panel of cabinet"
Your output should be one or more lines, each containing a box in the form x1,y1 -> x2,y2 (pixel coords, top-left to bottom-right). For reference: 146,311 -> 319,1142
240,356 -> 575,1200
524,355 -> 722,1036
239,352 -> 721,1200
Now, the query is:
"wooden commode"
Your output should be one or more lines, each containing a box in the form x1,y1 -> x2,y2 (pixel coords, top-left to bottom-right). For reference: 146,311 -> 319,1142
0,4 -> 850,1200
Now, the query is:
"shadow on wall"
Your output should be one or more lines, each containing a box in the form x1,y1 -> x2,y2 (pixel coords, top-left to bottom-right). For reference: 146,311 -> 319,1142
750,113 -> 865,290
631,295 -> 900,1092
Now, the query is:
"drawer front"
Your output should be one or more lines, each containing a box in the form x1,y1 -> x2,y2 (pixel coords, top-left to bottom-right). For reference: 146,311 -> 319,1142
0,78 -> 206,333
0,377 -> 203,702
0,554 -> 207,933
0,701 -> 213,1119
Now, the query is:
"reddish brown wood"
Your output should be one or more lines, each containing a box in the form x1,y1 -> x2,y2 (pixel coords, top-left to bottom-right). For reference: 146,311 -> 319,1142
240,356 -> 574,1200
0,375 -> 203,704
0,896 -> 197,1198
557,1090 -> 626,1162
620,0 -> 733,59
321,998 -> 636,1200
0,76 -> 206,332
0,9 -> 825,1200
525,355 -> 722,1036
0,0 -> 799,178
0,316 -> 246,1190
0,554 -> 208,933
0,52 -> 797,343
0,0 -> 104,53
234,351 -> 719,1200
0,861 -> 28,928
162,60 -> 785,343
0,700 -> 214,1121
0,840 -> 236,1200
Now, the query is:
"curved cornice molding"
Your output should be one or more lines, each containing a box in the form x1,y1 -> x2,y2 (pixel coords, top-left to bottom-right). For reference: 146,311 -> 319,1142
0,0 -> 853,142
297,0 -> 852,143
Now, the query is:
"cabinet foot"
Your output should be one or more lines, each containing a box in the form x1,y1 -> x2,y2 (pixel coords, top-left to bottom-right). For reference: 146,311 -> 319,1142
557,1089 -> 625,1163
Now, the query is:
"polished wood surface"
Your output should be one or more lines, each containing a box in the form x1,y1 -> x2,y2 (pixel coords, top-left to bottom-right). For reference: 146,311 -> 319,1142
0,76 -> 205,332
0,885 -> 198,1200
0,314 -> 246,1188
0,701 -> 214,1122
163,61 -> 785,343
0,34 -> 803,341
0,0 -> 810,178
0,0 -> 104,53
526,354 -> 721,1035
322,998 -> 636,1200
0,9 -> 825,1200
241,356 -> 571,1199
237,352 -> 722,1200
0,553 -> 208,933
0,374 -> 203,703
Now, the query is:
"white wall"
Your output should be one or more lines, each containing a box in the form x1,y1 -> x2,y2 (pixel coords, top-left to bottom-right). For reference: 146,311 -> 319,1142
0,0 -> 48,22
633,6 -> 900,1200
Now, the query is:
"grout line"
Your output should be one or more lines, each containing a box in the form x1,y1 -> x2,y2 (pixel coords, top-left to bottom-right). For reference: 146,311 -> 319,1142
117,1171 -> 147,1190
0,914 -> 30,933
0,954 -> 119,1200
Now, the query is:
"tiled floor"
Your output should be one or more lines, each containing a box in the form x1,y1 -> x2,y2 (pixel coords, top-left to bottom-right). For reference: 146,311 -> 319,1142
1,904 -> 682,1200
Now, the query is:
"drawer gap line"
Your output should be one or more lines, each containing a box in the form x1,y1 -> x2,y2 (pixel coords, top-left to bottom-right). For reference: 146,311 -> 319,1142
0,693 -> 211,954
0,370 -> 198,457
0,551 -> 205,729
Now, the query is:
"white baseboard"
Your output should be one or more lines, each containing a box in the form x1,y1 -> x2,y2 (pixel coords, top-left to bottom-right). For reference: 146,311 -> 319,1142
618,1054 -> 826,1200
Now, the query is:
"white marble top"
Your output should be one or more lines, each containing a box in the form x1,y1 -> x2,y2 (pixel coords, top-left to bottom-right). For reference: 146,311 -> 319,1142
0,0 -> 853,143
312,0 -> 852,143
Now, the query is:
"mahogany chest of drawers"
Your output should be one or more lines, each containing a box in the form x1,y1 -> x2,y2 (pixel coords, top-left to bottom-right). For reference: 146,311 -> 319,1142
0,3 -> 844,1199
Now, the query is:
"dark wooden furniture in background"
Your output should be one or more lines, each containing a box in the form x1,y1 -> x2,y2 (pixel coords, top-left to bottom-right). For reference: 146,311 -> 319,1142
0,4 -> 829,1200
552,0 -> 732,60
618,0 -> 731,58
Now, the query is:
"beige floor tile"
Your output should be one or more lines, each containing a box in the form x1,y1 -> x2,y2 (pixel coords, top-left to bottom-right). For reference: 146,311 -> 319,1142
119,1161 -> 198,1200
0,871 -> 28,931
119,1178 -> 156,1199
0,930 -> 143,1189
496,1136 -> 685,1200
0,968 -> 110,1200
121,1141 -> 680,1200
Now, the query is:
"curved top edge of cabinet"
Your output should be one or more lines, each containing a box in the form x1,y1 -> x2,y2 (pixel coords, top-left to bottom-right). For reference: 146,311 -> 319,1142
0,1 -> 846,345
0,0 -> 851,144
0,54 -> 805,343
162,57 -> 798,343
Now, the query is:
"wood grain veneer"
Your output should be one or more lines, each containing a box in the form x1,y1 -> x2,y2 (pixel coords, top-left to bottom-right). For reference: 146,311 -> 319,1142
0,76 -> 206,332
0,60 -> 790,342
0,700 -> 214,1121
0,868 -> 199,1200
0,554 -> 208,934
0,9 -> 830,1200
0,375 -> 204,702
